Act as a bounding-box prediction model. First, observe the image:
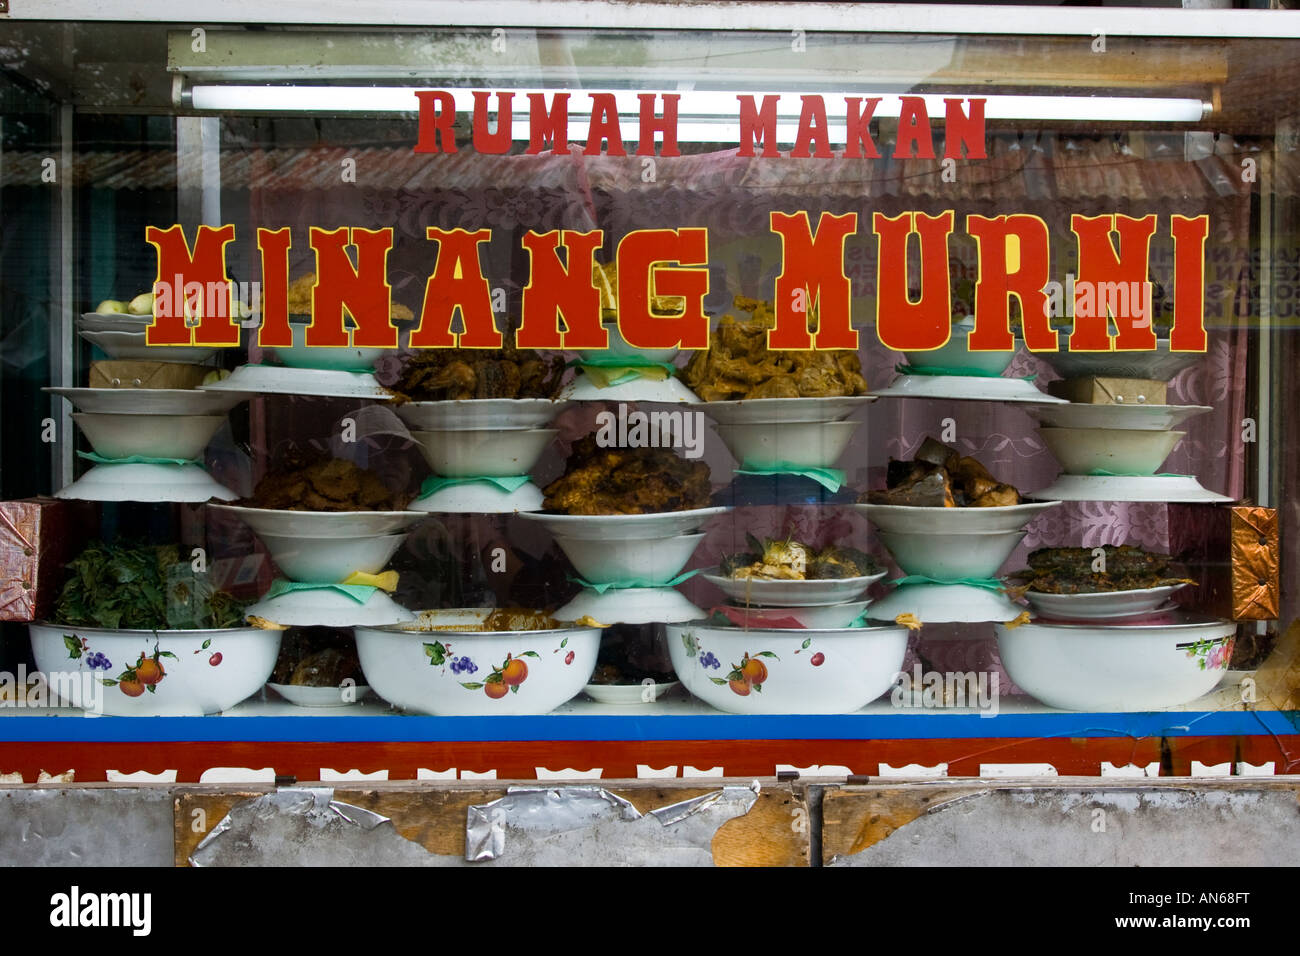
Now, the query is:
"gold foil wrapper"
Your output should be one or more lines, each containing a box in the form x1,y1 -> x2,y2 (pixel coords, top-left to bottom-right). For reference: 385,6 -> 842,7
1230,507 -> 1279,620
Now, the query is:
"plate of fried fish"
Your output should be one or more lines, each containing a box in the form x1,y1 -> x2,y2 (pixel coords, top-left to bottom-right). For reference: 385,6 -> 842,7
1013,545 -> 1193,620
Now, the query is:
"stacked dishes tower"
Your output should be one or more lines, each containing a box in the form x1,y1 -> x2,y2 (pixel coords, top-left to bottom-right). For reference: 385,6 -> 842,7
1027,338 -> 1226,502
49,386 -> 246,502
868,327 -> 1065,624
203,317 -> 393,399
994,333 -> 1239,710
214,505 -> 424,627
396,399 -> 568,513
557,321 -> 700,404
198,311 -> 423,705
652,394 -> 911,717
28,308 -> 281,716
857,499 -> 1061,623
53,307 -> 251,502
705,396 -> 875,506
870,317 -> 1067,407
520,508 -> 724,624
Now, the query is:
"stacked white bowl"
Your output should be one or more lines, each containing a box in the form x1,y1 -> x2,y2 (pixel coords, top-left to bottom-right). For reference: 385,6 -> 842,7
49,387 -> 245,503
519,509 -> 726,624
1023,401 -> 1221,502
703,396 -> 874,476
213,506 -> 424,627
78,309 -> 217,365
857,501 -> 1061,623
558,321 -> 699,403
397,399 -> 567,513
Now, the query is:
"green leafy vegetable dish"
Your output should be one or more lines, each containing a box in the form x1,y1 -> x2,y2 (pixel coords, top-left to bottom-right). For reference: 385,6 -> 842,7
54,541 -> 247,630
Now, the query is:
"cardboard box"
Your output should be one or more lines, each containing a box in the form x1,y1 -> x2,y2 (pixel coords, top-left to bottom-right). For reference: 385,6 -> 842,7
88,361 -> 210,390
0,498 -> 95,622
1168,504 -> 1279,621
1047,376 -> 1167,405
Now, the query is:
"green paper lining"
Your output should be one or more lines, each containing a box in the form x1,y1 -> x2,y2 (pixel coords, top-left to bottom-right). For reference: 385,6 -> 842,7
572,358 -> 679,389
263,578 -> 378,602
567,354 -> 679,371
735,464 -> 846,493
1086,470 -> 1192,478
891,575 -> 1006,592
567,568 -> 701,594
419,474 -> 533,496
78,451 -> 201,467
896,364 -> 1035,381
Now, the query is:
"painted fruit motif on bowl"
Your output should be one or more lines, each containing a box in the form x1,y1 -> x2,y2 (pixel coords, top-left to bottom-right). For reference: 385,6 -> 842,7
30,624 -> 281,716
356,610 -> 602,715
669,622 -> 906,714
421,638 -> 556,700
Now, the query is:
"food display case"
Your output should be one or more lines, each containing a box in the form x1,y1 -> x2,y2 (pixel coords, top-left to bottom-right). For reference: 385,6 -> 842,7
3,2 -> 1300,804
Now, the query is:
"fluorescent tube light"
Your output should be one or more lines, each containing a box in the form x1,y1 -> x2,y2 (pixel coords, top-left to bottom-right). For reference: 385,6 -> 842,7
189,85 -> 1209,129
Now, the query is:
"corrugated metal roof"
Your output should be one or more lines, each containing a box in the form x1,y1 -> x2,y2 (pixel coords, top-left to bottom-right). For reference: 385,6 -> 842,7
0,135 -> 1258,202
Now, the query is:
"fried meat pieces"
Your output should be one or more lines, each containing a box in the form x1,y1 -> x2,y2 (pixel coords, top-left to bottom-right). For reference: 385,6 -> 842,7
542,435 -> 712,515
682,297 -> 868,402
863,437 -> 1021,508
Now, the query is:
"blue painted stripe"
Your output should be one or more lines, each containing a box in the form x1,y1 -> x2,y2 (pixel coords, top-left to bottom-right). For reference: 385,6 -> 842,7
3,709 -> 1297,743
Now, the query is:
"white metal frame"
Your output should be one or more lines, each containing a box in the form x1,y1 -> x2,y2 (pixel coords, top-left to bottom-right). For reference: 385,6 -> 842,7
10,0 -> 1300,39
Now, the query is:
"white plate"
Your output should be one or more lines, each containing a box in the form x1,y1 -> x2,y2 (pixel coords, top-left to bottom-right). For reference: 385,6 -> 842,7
871,374 -> 1066,404
78,328 -> 219,364
409,480 -> 544,514
701,571 -> 886,608
856,501 -> 1060,534
210,505 -> 427,538
78,311 -> 155,333
583,681 -> 679,704
1023,402 -> 1213,431
1041,333 -> 1206,382
869,582 -> 1023,624
45,386 -> 251,416
557,374 -> 700,404
395,399 -> 572,431
996,611 -> 1235,711
200,364 -> 392,400
1025,584 -> 1190,621
700,396 -> 875,426
246,589 -> 415,628
267,682 -> 372,707
56,462 -> 237,503
556,586 -> 704,625
519,506 -> 729,541
1028,474 -> 1233,503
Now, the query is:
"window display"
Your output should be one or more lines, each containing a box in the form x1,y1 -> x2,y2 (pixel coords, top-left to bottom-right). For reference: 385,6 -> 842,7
1,8 -> 1297,791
